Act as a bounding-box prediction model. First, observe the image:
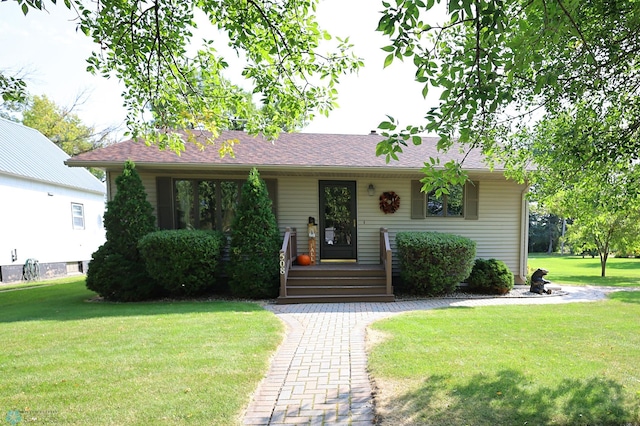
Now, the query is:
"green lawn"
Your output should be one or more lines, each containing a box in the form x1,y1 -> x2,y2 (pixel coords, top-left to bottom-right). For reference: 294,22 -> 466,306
0,277 -> 283,425
0,276 -> 69,292
368,292 -> 640,425
528,253 -> 640,287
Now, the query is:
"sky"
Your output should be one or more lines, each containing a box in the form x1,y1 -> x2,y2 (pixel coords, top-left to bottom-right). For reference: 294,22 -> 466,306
0,0 -> 442,139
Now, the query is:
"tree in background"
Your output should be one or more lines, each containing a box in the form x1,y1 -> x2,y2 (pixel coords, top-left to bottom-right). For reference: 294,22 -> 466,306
22,95 -> 107,155
565,213 -> 640,276
541,158 -> 640,277
227,168 -> 280,298
528,208 -> 562,254
6,0 -> 363,153
515,104 -> 640,275
86,160 -> 158,301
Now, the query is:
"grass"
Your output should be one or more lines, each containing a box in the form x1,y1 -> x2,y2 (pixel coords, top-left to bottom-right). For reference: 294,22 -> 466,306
0,277 -> 283,425
368,293 -> 640,425
528,253 -> 640,287
0,275 -> 75,292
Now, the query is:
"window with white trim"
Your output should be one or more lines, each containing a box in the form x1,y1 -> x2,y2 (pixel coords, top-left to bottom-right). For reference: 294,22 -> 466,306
71,203 -> 85,230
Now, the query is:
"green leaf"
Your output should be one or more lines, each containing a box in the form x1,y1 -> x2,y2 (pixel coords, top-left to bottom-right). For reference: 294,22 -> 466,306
421,84 -> 429,98
378,121 -> 394,130
384,53 -> 395,68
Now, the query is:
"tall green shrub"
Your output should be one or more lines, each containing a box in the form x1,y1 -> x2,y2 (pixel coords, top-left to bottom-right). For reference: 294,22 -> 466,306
396,231 -> 476,296
86,160 -> 158,301
139,230 -> 225,297
227,168 -> 281,298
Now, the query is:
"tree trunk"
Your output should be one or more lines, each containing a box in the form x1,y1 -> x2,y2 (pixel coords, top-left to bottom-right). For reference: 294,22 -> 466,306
599,251 -> 608,277
596,233 -> 611,277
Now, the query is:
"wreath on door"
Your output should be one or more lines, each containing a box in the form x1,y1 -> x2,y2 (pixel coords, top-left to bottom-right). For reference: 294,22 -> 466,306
379,191 -> 400,214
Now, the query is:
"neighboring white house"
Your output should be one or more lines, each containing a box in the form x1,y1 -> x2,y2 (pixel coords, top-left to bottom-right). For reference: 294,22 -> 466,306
0,118 -> 106,283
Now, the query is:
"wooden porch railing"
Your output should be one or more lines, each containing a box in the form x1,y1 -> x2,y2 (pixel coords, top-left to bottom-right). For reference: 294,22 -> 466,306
380,227 -> 393,296
279,227 -> 297,298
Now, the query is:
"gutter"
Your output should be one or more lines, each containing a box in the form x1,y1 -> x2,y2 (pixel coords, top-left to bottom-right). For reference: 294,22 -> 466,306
64,159 -> 507,177
518,183 -> 530,284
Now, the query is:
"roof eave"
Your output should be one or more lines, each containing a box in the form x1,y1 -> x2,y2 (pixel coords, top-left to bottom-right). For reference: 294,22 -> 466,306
1,170 -> 106,195
65,159 -> 508,178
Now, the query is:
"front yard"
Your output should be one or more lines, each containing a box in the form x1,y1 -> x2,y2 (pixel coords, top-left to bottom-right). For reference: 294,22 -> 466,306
0,277 -> 283,425
368,292 -> 640,425
3,253 -> 640,425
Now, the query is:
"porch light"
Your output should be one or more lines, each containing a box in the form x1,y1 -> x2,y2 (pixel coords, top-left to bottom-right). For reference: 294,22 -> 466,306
367,183 -> 375,196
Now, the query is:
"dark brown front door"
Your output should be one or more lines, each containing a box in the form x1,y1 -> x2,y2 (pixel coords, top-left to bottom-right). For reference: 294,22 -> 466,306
319,181 -> 357,260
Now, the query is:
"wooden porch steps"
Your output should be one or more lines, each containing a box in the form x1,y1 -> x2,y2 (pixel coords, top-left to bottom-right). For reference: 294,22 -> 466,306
277,264 -> 395,304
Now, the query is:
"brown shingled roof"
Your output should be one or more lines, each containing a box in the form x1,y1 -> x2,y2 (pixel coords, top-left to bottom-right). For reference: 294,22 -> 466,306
65,130 -> 493,172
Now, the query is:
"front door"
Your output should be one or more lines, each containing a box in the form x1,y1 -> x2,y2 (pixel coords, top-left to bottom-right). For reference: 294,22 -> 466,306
319,181 -> 357,261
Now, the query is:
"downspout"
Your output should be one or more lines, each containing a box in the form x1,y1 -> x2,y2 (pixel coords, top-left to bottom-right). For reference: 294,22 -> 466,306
518,183 -> 530,284
106,171 -> 113,201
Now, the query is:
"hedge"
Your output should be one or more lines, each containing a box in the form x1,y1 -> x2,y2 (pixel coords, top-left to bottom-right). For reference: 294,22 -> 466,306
396,231 -> 476,296
139,230 -> 226,297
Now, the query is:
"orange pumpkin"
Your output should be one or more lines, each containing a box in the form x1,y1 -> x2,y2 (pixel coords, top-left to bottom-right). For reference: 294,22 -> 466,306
297,254 -> 311,266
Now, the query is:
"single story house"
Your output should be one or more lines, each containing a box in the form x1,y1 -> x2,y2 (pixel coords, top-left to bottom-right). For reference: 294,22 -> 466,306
66,129 -> 529,303
0,118 -> 106,283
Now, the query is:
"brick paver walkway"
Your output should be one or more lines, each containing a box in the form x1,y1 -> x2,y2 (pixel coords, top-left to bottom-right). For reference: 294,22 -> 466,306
242,286 -> 610,425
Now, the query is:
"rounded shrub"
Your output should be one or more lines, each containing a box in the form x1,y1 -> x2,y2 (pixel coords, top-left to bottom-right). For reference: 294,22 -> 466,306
396,231 -> 476,296
466,258 -> 514,294
139,230 -> 225,297
86,245 -> 162,301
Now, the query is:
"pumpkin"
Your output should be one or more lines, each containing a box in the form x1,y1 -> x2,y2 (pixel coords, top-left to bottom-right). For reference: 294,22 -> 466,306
297,254 -> 311,266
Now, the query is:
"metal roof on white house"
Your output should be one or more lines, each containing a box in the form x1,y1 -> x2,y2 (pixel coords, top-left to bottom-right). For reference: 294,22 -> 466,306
0,117 -> 106,194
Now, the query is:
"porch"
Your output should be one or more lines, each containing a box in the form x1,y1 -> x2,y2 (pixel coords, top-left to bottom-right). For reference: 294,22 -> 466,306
277,228 -> 395,304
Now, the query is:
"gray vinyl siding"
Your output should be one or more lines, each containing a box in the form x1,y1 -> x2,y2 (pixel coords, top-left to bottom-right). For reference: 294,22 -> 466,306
106,171 -> 159,215
277,177 -> 319,256
279,177 -> 526,278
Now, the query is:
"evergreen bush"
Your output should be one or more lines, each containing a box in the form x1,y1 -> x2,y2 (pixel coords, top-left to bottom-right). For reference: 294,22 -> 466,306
139,230 -> 225,297
86,160 -> 159,301
396,231 -> 476,296
466,258 -> 514,294
227,168 -> 281,298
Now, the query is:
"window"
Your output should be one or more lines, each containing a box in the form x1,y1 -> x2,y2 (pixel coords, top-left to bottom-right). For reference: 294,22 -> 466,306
175,179 -> 240,232
155,177 -> 278,232
427,185 -> 464,217
411,180 -> 479,220
71,203 -> 85,230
